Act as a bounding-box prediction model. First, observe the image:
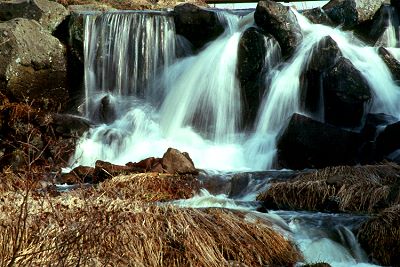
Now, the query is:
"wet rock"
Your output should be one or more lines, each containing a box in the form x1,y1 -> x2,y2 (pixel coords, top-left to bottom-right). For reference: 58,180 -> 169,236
0,18 -> 68,112
254,0 -> 303,58
229,173 -> 250,198
51,114 -> 91,137
323,57 -> 372,128
323,0 -> 386,29
357,205 -> 400,266
173,3 -> 225,52
300,36 -> 342,117
361,113 -> 397,141
302,7 -> 335,26
378,47 -> 400,82
93,160 -> 138,183
60,165 -> 94,184
127,157 -> 165,173
237,27 -> 281,128
369,4 -> 398,47
276,113 -> 362,169
376,120 -> 400,157
0,0 -> 68,33
162,148 -> 198,175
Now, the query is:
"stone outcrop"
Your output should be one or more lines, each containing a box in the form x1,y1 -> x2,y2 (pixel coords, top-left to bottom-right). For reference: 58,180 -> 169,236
276,113 -> 362,169
0,18 -> 68,112
0,0 -> 68,33
254,0 -> 303,58
173,3 -> 225,52
323,0 -> 386,29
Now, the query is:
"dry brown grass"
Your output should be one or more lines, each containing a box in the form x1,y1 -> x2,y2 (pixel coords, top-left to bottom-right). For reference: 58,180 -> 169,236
257,163 -> 400,213
0,173 -> 302,266
357,204 -> 400,266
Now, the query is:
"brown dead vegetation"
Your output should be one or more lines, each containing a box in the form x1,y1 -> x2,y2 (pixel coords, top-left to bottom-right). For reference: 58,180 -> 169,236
357,205 -> 400,266
0,175 -> 302,266
257,162 -> 400,214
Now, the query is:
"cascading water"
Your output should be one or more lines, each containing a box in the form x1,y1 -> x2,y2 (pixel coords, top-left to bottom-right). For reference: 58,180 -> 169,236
70,8 -> 400,267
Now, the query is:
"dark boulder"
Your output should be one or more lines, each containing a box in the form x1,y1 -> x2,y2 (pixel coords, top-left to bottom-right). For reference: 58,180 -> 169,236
237,27 -> 281,128
162,148 -> 198,175
59,165 -> 94,184
323,57 -> 372,128
302,7 -> 335,26
254,0 -> 303,58
376,120 -> 400,157
378,47 -> 400,82
0,18 -> 68,112
276,113 -> 362,169
300,36 -> 342,117
323,0 -> 386,29
0,0 -> 68,33
173,3 -> 225,52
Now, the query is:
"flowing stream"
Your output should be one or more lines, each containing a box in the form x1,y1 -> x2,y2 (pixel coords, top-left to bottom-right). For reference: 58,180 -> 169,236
71,8 -> 400,266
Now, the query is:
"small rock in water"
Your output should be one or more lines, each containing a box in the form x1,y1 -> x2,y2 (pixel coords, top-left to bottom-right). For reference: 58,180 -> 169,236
162,148 -> 198,175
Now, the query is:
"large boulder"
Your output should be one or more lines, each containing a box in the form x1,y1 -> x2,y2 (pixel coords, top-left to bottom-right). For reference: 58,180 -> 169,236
300,36 -> 342,117
323,0 -> 386,29
323,57 -> 372,128
0,18 -> 68,112
254,0 -> 303,58
173,3 -> 225,52
0,0 -> 68,33
378,47 -> 400,82
237,26 -> 281,128
276,113 -> 362,169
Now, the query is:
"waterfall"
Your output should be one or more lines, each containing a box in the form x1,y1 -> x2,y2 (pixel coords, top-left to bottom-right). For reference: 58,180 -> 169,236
247,11 -> 400,169
72,11 -> 256,170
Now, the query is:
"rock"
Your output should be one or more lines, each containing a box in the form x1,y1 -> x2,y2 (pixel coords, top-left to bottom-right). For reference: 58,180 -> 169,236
254,0 -> 303,58
300,36 -> 342,117
357,205 -> 400,266
276,113 -> 362,169
0,0 -> 68,33
376,120 -> 400,156
93,160 -> 139,183
378,47 -> 400,82
59,165 -> 94,184
323,0 -> 386,29
126,157 -> 165,173
302,7 -> 335,26
173,3 -> 225,52
51,113 -> 91,137
323,57 -> 372,128
361,113 -> 397,141
229,173 -> 250,198
0,18 -> 68,112
237,26 -> 281,128
370,4 -> 398,47
161,148 -> 198,174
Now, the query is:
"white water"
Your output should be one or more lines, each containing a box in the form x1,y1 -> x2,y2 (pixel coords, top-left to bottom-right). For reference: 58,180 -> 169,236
376,5 -> 399,48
